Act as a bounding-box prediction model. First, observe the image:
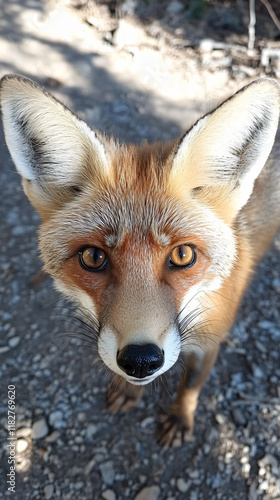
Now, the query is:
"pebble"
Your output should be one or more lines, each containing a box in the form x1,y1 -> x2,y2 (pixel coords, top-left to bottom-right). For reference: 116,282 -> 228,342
258,454 -> 279,468
166,1 -> 184,15
215,414 -> 226,425
16,427 -> 32,438
134,486 -> 161,500
16,438 -> 28,453
0,346 -> 10,353
272,277 -> 280,292
45,431 -> 60,443
32,418 -> 49,439
44,484 -> 54,499
86,423 -> 98,440
177,478 -> 190,493
8,336 -> 20,348
190,492 -> 199,500
49,410 -> 65,429
102,490 -> 117,500
252,364 -> 264,379
232,408 -> 247,426
99,461 -> 115,486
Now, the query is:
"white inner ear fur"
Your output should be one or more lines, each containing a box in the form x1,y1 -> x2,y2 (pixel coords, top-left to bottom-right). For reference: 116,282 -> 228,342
0,75 -> 108,185
171,79 -> 280,212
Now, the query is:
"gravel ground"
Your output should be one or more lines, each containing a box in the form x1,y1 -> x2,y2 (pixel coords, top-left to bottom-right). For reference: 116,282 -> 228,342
0,1 -> 280,499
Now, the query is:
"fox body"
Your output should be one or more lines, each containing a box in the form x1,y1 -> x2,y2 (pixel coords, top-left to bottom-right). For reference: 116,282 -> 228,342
1,75 -> 280,445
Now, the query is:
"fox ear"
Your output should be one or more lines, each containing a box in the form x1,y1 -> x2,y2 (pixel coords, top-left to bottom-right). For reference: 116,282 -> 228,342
171,79 -> 280,217
0,74 -> 108,215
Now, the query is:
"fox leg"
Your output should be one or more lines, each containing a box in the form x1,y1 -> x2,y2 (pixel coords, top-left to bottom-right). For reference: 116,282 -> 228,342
107,376 -> 145,413
158,348 -> 219,447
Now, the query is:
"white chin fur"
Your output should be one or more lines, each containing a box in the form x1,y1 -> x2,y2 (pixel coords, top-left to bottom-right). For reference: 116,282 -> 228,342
98,325 -> 181,384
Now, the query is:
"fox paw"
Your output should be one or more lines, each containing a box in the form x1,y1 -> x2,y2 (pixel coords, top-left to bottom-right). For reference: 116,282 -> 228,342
157,413 -> 193,448
107,378 -> 144,414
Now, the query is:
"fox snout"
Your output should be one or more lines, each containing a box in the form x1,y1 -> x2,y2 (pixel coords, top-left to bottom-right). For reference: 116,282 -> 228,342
97,256 -> 182,385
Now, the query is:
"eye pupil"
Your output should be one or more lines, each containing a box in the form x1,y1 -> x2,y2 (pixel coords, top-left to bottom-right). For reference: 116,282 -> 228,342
79,247 -> 107,271
169,244 -> 196,269
179,247 -> 184,260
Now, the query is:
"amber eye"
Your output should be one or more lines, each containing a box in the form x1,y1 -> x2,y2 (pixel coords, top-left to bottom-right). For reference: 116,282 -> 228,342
79,247 -> 107,271
169,244 -> 196,269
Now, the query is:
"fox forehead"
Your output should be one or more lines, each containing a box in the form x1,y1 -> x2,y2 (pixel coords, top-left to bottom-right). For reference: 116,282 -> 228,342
37,138 -> 237,278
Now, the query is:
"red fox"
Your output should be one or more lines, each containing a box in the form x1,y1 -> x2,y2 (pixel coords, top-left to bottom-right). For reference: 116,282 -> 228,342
1,74 -> 280,446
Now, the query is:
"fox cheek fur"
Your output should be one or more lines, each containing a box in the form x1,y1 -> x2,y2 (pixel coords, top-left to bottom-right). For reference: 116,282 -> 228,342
1,74 -> 280,444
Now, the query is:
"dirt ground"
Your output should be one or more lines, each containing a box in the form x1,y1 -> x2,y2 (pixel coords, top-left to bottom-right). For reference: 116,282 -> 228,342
0,1 -> 280,499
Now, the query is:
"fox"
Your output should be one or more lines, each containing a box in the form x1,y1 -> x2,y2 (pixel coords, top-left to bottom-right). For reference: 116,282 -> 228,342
1,74 -> 280,447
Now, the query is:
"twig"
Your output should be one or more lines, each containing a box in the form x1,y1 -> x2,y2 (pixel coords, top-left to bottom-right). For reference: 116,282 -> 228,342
259,0 -> 280,31
248,0 -> 256,53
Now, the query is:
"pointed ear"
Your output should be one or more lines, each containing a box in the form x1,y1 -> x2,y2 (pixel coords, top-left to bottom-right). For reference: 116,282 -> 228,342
170,79 -> 280,218
0,74 -> 108,216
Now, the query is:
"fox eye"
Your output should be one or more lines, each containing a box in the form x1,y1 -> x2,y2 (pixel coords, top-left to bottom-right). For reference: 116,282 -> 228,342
79,247 -> 107,271
169,244 -> 196,269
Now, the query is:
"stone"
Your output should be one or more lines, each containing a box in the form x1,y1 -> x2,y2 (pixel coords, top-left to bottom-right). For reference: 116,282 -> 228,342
102,489 -> 117,500
177,478 -> 190,493
86,423 -> 98,440
16,438 -> 28,453
32,418 -> 49,439
134,486 -> 161,500
49,410 -> 65,429
99,461 -> 115,486
44,484 -> 54,499
166,1 -> 184,15
8,336 -> 20,348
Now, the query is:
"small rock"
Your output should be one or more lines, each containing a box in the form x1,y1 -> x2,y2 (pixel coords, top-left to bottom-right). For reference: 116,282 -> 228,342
272,277 -> 280,292
8,336 -> 20,348
242,463 -> 251,475
258,454 -> 278,468
45,431 -> 60,443
203,444 -> 211,455
215,414 -> 226,425
166,1 -> 184,15
232,408 -> 247,426
134,485 -> 161,500
102,489 -> 117,500
44,484 -> 54,499
16,427 -> 32,438
32,418 -> 49,439
212,473 -> 222,489
99,461 -> 115,486
190,492 -> 199,500
16,438 -> 28,453
49,410 -> 65,429
252,364 -> 264,379
177,478 -> 190,493
258,479 -> 268,491
199,38 -> 215,52
0,346 -> 10,353
86,423 -> 98,440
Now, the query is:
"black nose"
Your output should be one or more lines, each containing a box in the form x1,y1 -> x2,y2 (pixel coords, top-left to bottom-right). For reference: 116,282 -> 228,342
117,344 -> 164,379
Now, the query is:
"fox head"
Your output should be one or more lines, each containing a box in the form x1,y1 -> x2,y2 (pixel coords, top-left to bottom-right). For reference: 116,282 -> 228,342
1,75 -> 279,385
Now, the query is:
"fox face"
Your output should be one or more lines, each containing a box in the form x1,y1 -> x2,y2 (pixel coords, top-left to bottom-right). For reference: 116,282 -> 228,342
1,75 -> 279,389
